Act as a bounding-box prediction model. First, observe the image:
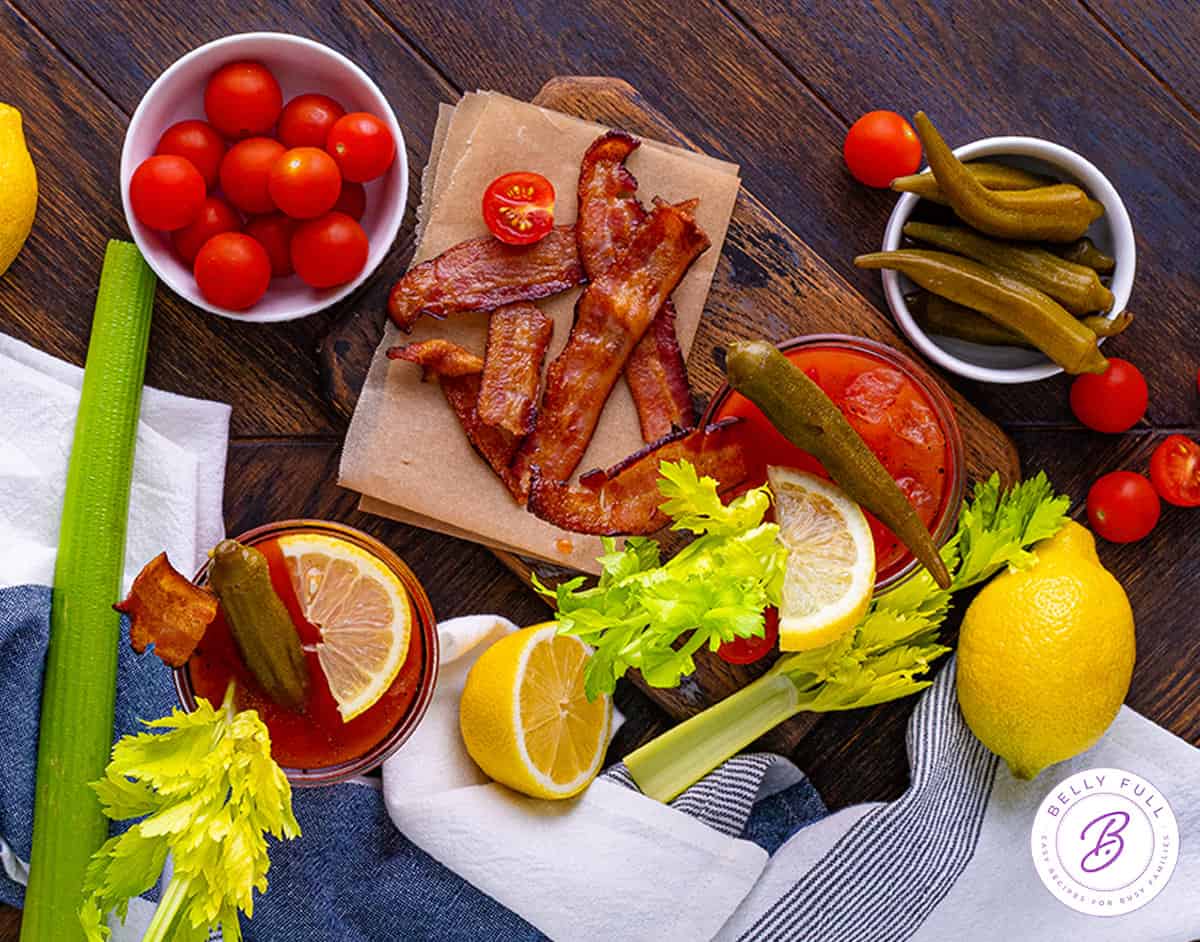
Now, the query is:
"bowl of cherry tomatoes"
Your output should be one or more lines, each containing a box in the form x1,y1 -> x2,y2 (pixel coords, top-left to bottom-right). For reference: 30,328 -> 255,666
120,32 -> 407,322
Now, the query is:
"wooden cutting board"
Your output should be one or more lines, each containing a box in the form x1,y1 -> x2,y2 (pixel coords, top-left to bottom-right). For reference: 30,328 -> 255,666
320,76 -> 1019,751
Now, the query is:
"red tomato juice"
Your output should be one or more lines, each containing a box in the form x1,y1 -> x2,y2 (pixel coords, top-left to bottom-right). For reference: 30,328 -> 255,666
712,343 -> 953,582
187,536 -> 424,771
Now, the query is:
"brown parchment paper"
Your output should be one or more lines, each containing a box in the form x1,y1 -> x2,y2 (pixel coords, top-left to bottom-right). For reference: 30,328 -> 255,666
339,92 -> 741,573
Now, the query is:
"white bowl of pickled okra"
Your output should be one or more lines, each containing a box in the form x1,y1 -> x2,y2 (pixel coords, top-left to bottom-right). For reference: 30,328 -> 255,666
879,135 -> 1135,385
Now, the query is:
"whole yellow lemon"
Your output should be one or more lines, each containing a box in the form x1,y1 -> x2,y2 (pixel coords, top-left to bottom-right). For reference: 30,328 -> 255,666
0,103 -> 37,277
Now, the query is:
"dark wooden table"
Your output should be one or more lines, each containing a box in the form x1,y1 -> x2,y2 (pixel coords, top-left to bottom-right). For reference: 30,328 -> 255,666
2,1 -> 1198,937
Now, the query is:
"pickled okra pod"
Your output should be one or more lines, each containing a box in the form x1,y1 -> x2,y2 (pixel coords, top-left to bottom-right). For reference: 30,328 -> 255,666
723,340 -> 952,589
912,112 -> 1103,242
903,221 -> 1114,315
890,161 -> 1051,203
209,539 -> 310,710
855,249 -> 1108,374
908,292 -> 1133,348
1052,237 -> 1116,274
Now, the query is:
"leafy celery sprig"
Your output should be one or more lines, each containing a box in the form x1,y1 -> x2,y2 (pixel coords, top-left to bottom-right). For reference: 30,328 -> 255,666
79,685 -> 299,942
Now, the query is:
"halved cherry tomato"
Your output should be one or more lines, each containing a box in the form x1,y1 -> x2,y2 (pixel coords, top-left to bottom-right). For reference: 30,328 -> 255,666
194,232 -> 271,311
290,211 -> 369,288
1087,471 -> 1160,543
155,120 -> 226,190
244,213 -> 296,277
220,137 -> 285,215
333,181 -> 367,220
268,147 -> 342,219
128,155 -> 206,231
326,112 -> 395,182
1069,358 -> 1148,433
204,61 -> 282,139
171,196 -> 240,264
717,608 -> 780,665
278,93 -> 345,149
1149,434 -> 1200,507
482,171 -> 555,245
843,111 -> 922,188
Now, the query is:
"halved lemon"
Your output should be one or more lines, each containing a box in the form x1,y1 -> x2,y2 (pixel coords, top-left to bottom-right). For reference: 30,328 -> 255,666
276,532 -> 412,721
459,623 -> 611,800
768,467 -> 876,652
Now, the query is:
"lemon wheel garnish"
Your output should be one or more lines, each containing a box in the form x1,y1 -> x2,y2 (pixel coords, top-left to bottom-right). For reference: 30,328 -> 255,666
768,467 -> 876,651
459,624 -> 611,799
276,533 -> 412,721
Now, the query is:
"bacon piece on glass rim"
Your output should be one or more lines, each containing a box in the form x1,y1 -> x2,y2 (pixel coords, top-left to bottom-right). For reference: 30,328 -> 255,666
115,552 -> 218,667
477,303 -> 554,436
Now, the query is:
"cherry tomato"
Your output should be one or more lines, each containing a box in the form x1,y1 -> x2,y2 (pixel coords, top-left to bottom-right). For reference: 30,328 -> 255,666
1149,434 -> 1200,507
267,147 -> 342,220
278,93 -> 345,149
333,181 -> 367,220
244,213 -> 296,277
481,171 -> 555,245
194,232 -> 271,311
290,212 -> 369,288
326,112 -> 395,182
203,61 -> 282,139
128,155 -> 206,231
1087,471 -> 1160,543
171,196 -> 240,264
843,111 -> 922,188
1069,358 -> 1148,433
717,609 -> 780,665
219,137 -> 285,215
155,120 -> 226,190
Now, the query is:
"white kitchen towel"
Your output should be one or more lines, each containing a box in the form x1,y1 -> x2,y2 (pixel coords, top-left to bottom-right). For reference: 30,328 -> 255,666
0,333 -> 230,590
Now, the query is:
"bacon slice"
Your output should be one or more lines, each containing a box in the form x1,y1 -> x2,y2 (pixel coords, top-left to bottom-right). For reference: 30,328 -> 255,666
624,302 -> 695,441
388,341 -> 520,486
527,419 -> 748,535
388,225 -> 585,331
115,553 -> 218,667
477,303 -> 554,436
510,199 -> 710,499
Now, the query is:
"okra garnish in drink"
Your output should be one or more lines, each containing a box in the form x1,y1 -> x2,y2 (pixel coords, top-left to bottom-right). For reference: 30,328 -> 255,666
890,160 -> 1051,203
723,340 -> 952,589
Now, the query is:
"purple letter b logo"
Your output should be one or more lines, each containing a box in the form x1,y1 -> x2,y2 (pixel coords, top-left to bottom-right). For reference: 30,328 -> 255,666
1080,810 -> 1129,873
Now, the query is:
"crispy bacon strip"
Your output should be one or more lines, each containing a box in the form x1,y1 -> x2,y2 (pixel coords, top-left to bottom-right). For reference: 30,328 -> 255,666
527,419 -> 748,535
115,553 -> 218,667
477,303 -> 554,436
388,341 -> 520,485
510,199 -> 710,499
625,302 -> 695,441
388,226 -> 585,331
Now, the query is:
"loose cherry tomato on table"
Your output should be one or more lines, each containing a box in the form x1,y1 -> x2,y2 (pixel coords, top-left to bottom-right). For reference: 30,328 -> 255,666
326,112 -> 396,182
717,609 -> 780,665
333,181 -> 367,220
290,211 -> 369,288
1087,471 -> 1160,543
204,61 -> 282,139
220,137 -> 285,215
1069,358 -> 1148,433
171,196 -> 241,263
155,120 -> 226,189
128,155 -> 206,231
1149,434 -> 1200,507
194,232 -> 271,311
482,171 -> 555,245
268,147 -> 342,219
278,93 -> 346,149
244,213 -> 297,277
843,111 -> 922,188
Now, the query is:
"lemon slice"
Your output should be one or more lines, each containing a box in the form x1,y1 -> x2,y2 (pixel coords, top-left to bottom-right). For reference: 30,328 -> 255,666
768,467 -> 876,651
459,623 -> 611,799
276,532 -> 412,721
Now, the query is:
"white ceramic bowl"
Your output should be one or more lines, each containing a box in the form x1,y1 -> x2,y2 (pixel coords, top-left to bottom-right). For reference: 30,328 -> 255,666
881,136 -> 1135,384
120,32 -> 408,323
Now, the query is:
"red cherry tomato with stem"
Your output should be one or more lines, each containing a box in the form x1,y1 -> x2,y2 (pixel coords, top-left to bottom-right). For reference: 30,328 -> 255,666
128,155 -> 206,231
717,609 -> 780,665
220,137 -> 285,215
194,232 -> 271,311
1149,434 -> 1200,507
204,61 -> 282,139
268,147 -> 342,219
290,212 -> 369,288
333,181 -> 367,221
244,213 -> 297,277
1069,358 -> 1148,433
278,93 -> 345,149
1087,471 -> 1160,543
481,171 -> 555,245
171,196 -> 240,264
326,112 -> 396,182
843,111 -> 922,188
155,120 -> 226,189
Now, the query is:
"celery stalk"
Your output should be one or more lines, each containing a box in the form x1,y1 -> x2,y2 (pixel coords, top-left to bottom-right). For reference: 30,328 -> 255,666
21,242 -> 155,942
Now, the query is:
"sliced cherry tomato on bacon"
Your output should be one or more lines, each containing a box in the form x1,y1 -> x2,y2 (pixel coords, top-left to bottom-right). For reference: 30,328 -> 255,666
717,608 -> 780,665
482,171 -> 555,245
1149,434 -> 1200,507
